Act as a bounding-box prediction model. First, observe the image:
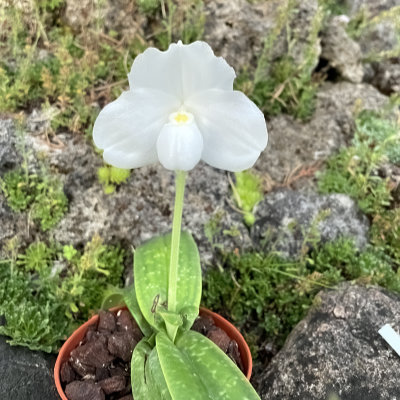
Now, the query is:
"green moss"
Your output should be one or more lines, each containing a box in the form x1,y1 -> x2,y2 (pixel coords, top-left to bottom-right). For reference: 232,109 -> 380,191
1,168 -> 68,231
317,109 -> 399,215
97,164 -> 131,194
0,236 -> 126,352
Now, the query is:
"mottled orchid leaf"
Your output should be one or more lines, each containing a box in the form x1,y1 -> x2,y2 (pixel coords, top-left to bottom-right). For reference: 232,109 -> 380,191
134,231 -> 201,332
155,331 -> 211,400
131,339 -> 159,400
177,330 -> 260,400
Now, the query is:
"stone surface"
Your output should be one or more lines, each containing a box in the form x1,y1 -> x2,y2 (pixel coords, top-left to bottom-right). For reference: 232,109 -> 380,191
0,196 -> 27,257
257,283 -> 400,400
345,0 -> 399,16
63,0 -> 145,39
343,0 -> 400,95
203,0 -> 320,72
254,82 -> 387,182
0,335 -> 58,400
251,189 -> 369,258
0,118 -> 21,171
321,18 -> 364,83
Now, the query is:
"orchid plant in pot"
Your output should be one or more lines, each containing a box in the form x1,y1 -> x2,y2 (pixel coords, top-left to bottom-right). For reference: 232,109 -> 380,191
89,41 -> 266,399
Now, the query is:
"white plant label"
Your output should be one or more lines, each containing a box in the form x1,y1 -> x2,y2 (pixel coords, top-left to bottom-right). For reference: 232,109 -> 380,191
379,324 -> 400,357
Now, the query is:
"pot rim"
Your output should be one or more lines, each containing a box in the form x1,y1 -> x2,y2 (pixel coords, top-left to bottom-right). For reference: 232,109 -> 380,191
54,306 -> 252,399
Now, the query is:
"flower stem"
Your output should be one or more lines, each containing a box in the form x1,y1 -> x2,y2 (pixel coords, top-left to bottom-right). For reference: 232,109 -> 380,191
168,170 -> 187,313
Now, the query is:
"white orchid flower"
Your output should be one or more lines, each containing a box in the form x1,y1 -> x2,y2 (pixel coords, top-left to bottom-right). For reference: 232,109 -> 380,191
93,41 -> 268,172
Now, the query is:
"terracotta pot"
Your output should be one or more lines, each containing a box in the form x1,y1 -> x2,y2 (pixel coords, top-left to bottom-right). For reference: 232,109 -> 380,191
54,307 -> 252,399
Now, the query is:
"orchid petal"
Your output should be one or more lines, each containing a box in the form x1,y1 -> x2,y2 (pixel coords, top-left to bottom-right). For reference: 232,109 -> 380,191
186,89 -> 268,172
128,42 -> 235,102
156,120 -> 204,171
93,89 -> 179,169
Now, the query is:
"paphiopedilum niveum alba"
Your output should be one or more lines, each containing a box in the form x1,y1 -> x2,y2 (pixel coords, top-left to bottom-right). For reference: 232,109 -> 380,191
93,41 -> 267,400
93,39 -> 267,320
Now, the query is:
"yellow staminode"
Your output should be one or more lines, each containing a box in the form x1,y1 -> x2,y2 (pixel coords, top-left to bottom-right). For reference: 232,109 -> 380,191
174,112 -> 190,124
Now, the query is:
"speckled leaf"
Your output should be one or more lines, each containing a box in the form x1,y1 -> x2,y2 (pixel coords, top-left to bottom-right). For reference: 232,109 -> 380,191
131,339 -> 158,400
177,331 -> 260,400
134,231 -> 201,330
156,331 -> 211,400
149,347 -> 172,399
123,285 -> 153,337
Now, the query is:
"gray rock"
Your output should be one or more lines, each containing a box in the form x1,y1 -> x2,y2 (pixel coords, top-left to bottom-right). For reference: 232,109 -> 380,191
358,20 -> 400,95
345,0 -> 399,16
257,283 -> 400,400
63,0 -> 145,39
344,0 -> 400,94
0,118 -> 21,172
251,189 -> 369,258
254,82 -> 387,182
321,18 -> 364,83
203,0 -> 320,72
0,335 -> 58,400
0,196 -> 27,257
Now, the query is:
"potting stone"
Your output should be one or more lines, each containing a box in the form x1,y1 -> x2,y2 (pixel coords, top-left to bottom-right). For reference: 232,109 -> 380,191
0,335 -> 58,400
65,380 -> 105,400
257,283 -> 400,400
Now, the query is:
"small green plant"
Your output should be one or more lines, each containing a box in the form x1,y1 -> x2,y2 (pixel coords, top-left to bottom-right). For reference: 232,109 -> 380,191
97,164 -> 131,194
317,109 -> 398,215
1,168 -> 68,231
155,0 -> 205,49
317,146 -> 392,214
354,110 -> 400,165
17,241 -> 55,276
231,171 -> 263,226
0,169 -> 36,211
0,237 -> 126,352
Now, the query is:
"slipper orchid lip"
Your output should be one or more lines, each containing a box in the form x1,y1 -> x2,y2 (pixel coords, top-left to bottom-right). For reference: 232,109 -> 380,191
93,40 -> 268,172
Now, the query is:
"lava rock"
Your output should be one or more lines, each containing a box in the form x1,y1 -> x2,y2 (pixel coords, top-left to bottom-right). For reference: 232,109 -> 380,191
257,283 -> 400,399
65,381 -> 105,400
69,357 -> 95,378
192,315 -> 215,336
98,375 -> 126,395
0,336 -> 58,400
70,339 -> 114,369
116,310 -> 142,342
118,396 -> 133,400
108,332 -> 137,362
207,327 -> 231,353
98,310 -> 116,333
95,367 -> 110,382
60,361 -> 76,384
252,189 -> 369,258
227,340 -> 244,373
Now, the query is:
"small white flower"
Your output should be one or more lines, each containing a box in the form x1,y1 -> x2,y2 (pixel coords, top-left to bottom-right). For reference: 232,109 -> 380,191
93,41 -> 268,172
